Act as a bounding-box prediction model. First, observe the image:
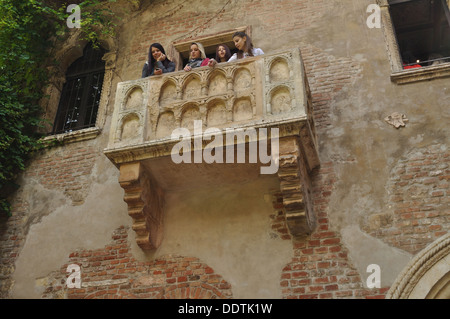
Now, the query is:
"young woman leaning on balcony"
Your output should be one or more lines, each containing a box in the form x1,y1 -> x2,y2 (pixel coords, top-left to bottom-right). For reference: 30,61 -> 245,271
228,31 -> 264,61
208,32 -> 263,67
183,42 -> 211,72
142,43 -> 175,78
207,44 -> 232,67
215,44 -> 232,63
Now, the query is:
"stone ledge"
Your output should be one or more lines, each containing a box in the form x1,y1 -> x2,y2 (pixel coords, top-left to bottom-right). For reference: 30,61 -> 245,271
391,63 -> 450,84
104,117 -> 319,171
42,127 -> 101,145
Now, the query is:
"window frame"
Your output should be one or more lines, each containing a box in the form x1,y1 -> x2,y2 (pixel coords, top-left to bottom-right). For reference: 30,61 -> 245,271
52,43 -> 107,135
41,35 -> 117,145
378,0 -> 450,84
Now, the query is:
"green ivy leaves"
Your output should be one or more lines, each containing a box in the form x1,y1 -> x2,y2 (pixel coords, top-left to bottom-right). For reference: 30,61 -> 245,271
0,0 -> 121,216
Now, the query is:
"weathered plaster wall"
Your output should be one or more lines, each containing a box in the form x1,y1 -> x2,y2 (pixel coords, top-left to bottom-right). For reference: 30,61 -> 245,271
133,178 -> 293,299
1,0 -> 448,298
310,1 -> 448,282
10,146 -> 130,298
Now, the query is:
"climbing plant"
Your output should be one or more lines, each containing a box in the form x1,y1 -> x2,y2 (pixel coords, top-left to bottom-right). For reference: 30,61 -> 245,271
0,0 -> 120,216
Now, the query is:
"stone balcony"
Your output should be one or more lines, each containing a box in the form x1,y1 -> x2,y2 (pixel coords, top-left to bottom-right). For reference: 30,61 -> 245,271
104,47 -> 320,250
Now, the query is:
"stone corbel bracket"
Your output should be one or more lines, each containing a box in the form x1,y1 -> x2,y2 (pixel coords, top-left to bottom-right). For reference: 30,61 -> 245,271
119,162 -> 164,250
278,136 -> 315,240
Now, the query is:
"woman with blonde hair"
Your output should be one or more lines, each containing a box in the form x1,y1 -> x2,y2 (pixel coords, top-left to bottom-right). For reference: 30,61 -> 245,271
183,42 -> 211,71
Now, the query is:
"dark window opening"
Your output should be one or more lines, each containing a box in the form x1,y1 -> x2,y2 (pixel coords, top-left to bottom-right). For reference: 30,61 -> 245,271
53,43 -> 106,134
389,0 -> 450,69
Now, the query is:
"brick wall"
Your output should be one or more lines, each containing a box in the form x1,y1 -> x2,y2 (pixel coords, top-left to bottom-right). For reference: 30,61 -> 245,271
42,226 -> 233,299
364,145 -> 449,254
269,193 -> 292,241
280,162 -> 389,299
0,213 -> 25,298
301,44 -> 363,130
24,143 -> 100,205
127,0 -> 339,76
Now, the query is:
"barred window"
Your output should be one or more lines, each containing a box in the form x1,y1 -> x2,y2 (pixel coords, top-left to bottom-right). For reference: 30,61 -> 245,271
53,42 -> 106,134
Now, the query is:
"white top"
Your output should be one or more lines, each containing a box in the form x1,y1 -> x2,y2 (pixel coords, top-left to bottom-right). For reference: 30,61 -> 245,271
228,48 -> 264,62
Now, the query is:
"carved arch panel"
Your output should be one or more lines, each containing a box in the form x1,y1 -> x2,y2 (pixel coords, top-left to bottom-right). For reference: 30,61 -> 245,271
183,74 -> 203,100
232,97 -> 253,122
124,87 -> 144,110
119,113 -> 142,142
207,70 -> 228,96
156,111 -> 177,139
270,85 -> 293,115
181,103 -> 202,132
159,79 -> 178,107
206,99 -> 228,127
269,57 -> 291,83
233,67 -> 253,91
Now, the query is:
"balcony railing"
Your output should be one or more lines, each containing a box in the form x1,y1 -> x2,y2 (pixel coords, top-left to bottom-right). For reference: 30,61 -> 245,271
104,47 -> 320,250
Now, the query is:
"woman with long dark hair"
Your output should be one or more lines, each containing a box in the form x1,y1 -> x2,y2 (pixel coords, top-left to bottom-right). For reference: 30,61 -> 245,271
215,44 -> 232,62
142,43 -> 175,77
228,31 -> 264,61
208,33 -> 263,67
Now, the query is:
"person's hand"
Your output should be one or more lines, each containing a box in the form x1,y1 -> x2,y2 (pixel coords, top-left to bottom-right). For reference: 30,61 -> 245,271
184,65 -> 192,72
154,68 -> 162,75
157,53 -> 166,62
208,59 -> 217,67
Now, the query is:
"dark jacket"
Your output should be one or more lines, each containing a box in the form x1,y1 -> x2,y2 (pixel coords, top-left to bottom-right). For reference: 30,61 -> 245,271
142,59 -> 176,78
185,58 -> 210,69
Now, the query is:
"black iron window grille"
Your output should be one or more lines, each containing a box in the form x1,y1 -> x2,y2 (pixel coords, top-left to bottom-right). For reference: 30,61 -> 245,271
52,43 -> 106,134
